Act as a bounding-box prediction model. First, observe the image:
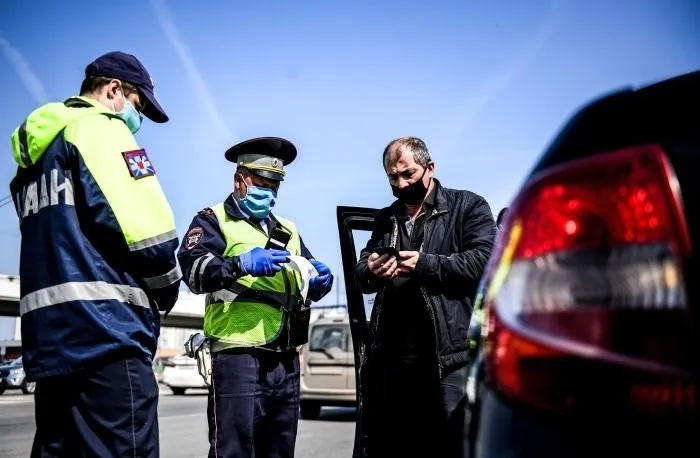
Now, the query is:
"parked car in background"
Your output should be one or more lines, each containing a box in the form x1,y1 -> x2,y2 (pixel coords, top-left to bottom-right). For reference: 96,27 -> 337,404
0,356 -> 35,395
161,353 -> 208,395
300,315 -> 356,419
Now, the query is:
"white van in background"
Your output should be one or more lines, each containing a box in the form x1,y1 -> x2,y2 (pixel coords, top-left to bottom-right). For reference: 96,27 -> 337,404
299,315 -> 356,419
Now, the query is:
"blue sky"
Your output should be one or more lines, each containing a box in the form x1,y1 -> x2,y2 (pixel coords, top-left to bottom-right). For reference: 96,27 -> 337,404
0,0 -> 698,306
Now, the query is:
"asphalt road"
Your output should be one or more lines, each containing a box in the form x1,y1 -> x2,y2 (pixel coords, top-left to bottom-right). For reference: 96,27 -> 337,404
0,388 -> 355,458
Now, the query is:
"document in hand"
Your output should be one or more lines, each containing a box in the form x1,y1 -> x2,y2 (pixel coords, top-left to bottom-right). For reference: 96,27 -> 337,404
284,256 -> 319,303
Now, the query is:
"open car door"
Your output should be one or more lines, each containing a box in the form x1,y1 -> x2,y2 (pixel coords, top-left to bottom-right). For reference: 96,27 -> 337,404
336,205 -> 379,458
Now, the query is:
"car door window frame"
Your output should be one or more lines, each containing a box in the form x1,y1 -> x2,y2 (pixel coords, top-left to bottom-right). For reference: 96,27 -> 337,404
336,205 -> 379,458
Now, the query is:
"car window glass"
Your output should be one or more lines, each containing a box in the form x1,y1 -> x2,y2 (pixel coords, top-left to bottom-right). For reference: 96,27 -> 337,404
309,325 -> 348,352
352,228 -> 376,321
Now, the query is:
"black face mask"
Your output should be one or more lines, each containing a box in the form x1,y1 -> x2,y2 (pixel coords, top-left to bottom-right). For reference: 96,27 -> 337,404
391,168 -> 429,205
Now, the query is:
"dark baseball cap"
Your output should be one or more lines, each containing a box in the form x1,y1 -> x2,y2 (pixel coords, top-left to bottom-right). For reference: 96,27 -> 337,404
85,51 -> 168,123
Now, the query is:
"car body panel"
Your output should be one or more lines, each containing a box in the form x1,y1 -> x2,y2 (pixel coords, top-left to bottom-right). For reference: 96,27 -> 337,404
476,70 -> 700,457
0,356 -> 35,395
161,354 -> 207,394
300,316 -> 356,405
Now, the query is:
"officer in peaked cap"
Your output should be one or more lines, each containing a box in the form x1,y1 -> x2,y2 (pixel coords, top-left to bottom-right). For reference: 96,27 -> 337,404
177,136 -> 334,458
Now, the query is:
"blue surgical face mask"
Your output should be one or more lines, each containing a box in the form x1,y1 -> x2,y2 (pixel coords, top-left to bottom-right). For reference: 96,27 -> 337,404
112,91 -> 143,134
238,182 -> 277,220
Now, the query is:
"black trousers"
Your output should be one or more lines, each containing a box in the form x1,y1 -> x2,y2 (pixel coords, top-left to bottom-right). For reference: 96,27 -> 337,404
208,349 -> 301,458
364,358 -> 471,458
31,356 -> 159,458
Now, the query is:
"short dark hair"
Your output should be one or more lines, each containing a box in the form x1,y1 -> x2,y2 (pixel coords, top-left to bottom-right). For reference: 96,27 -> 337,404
79,76 -> 138,97
382,136 -> 431,169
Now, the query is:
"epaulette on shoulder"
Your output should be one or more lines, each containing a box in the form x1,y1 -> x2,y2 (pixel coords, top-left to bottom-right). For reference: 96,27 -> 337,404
198,207 -> 215,217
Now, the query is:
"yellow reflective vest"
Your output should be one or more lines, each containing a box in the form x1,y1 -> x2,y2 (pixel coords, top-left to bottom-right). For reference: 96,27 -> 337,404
9,96 -> 181,380
204,202 -> 304,349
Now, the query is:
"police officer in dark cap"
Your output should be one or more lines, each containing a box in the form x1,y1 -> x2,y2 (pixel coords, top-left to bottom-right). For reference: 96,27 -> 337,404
10,50 -> 180,458
178,137 -> 334,458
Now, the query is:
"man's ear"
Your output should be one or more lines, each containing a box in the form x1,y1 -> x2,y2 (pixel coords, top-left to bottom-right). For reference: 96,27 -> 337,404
234,173 -> 249,198
105,79 -> 121,100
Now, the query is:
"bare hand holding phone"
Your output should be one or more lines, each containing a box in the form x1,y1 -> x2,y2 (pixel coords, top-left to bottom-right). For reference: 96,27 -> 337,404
395,251 -> 420,276
368,247 -> 399,279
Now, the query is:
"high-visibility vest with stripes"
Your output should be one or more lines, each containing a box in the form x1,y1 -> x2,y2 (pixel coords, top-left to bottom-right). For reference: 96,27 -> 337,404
9,96 -> 180,380
204,202 -> 303,348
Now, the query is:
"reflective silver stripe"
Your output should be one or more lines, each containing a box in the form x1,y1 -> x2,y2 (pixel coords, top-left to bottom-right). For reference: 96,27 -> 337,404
188,256 -> 205,290
142,262 -> 183,289
199,254 -> 215,285
20,281 -> 150,316
128,230 -> 178,251
188,254 -> 213,293
206,288 -> 291,308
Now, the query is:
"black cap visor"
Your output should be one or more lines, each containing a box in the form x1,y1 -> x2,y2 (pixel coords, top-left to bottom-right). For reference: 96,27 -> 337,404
138,85 -> 169,123
249,168 -> 285,182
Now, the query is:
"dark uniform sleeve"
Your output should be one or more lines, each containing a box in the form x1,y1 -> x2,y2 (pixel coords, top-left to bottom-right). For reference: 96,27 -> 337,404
177,208 -> 244,294
299,235 -> 333,302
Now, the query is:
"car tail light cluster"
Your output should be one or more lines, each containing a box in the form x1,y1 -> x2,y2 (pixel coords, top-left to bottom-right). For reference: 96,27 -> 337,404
483,144 -> 695,420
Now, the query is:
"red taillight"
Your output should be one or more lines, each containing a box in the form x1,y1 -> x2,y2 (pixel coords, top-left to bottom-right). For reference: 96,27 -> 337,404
484,144 -> 695,419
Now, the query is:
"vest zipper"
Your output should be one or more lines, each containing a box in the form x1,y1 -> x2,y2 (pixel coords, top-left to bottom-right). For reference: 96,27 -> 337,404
256,217 -> 295,350
241,213 -> 295,350
281,269 -> 293,350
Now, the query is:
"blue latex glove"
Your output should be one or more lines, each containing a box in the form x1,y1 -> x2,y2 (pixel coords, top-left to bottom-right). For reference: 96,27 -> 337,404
238,247 -> 290,277
309,259 -> 333,292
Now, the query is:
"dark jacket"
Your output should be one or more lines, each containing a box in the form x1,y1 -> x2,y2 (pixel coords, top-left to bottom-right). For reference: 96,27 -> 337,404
9,97 -> 181,380
355,179 -> 496,375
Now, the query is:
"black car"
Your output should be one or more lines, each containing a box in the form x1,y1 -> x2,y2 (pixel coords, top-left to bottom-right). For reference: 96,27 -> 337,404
474,69 -> 700,457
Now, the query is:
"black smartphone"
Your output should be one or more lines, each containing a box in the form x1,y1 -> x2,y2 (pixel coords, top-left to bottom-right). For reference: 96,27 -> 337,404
265,227 -> 292,250
373,246 -> 399,258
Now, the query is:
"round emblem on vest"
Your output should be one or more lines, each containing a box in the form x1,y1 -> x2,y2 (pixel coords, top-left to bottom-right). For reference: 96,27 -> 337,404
185,226 -> 204,250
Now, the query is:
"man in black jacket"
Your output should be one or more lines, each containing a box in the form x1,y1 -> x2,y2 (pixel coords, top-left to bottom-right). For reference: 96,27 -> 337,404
355,136 -> 496,458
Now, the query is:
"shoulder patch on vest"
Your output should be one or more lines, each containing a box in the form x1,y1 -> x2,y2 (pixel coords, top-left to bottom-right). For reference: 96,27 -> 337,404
122,149 -> 155,179
199,208 -> 215,217
184,226 -> 204,250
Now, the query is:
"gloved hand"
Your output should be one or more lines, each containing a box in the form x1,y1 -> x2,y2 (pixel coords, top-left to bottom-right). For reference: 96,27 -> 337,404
238,247 -> 290,277
309,259 -> 333,292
